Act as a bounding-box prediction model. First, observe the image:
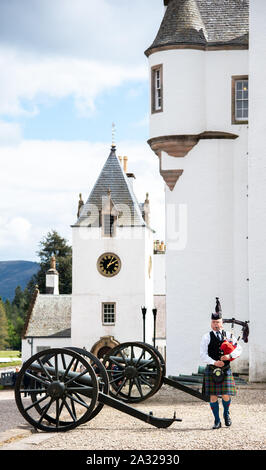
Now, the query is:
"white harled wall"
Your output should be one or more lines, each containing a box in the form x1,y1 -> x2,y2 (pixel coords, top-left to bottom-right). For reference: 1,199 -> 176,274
150,49 -> 206,137
164,137 -> 249,375
248,0 -> 266,381
71,226 -> 154,351
149,47 -> 249,375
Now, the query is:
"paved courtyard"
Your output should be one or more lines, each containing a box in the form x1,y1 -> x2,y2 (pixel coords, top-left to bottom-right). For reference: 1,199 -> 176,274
0,382 -> 265,451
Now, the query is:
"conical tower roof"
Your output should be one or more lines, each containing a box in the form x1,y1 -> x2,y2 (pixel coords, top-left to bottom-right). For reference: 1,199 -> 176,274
73,146 -> 147,228
145,0 -> 249,56
145,0 -> 207,55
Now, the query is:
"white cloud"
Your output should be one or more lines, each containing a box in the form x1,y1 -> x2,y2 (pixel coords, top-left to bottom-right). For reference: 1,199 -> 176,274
0,139 -> 165,261
0,47 -> 148,118
0,120 -> 22,146
0,0 -> 162,119
0,0 -> 163,65
0,1 -> 166,260
0,216 -> 32,246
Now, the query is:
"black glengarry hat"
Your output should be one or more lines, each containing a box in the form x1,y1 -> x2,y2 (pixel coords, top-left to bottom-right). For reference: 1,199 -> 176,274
211,297 -> 222,320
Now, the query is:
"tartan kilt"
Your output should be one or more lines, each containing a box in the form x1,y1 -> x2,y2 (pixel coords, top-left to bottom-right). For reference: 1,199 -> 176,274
202,366 -> 237,397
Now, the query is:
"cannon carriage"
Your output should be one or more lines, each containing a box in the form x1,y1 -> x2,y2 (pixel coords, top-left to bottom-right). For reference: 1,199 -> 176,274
14,347 -> 181,433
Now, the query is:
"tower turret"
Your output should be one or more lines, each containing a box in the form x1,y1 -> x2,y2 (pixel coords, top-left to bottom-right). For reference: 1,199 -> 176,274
145,0 -> 249,376
146,0 -> 248,190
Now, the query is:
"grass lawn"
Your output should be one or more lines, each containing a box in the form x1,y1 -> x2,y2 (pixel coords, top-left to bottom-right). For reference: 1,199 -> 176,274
0,351 -> 22,368
0,350 -> 21,358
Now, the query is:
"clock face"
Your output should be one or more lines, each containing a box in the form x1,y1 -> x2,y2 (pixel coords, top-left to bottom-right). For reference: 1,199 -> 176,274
97,253 -> 121,277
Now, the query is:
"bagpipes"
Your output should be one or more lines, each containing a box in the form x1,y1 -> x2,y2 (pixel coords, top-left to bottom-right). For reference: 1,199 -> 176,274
221,317 -> 250,360
214,297 -> 249,361
210,298 -> 250,383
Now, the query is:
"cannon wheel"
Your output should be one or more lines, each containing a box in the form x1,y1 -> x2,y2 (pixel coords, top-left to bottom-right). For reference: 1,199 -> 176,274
30,347 -> 109,426
103,342 -> 162,403
135,342 -> 166,383
15,348 -> 99,432
67,347 -> 109,422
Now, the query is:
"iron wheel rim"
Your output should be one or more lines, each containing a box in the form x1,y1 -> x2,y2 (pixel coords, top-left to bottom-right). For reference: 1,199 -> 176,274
15,348 -> 99,432
103,342 -> 162,403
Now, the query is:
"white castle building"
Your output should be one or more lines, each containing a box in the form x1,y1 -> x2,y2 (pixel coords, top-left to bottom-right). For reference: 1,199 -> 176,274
145,0 -> 266,381
22,149 -> 166,361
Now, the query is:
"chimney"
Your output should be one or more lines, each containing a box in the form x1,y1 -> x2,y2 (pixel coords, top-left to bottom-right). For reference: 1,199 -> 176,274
122,156 -> 136,189
46,256 -> 59,295
123,156 -> 128,173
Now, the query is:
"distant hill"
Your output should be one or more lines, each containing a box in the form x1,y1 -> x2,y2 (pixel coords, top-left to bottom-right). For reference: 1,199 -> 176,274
0,260 -> 40,301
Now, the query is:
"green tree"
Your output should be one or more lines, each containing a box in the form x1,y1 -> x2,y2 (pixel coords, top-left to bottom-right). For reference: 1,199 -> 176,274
4,298 -> 12,321
13,286 -> 26,310
27,230 -> 72,295
3,288 -> 28,350
7,320 -> 21,350
2,230 -> 72,351
0,297 -> 9,350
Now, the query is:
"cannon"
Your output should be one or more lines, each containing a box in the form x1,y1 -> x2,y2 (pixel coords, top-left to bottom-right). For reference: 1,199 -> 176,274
102,318 -> 249,404
14,347 -> 181,432
103,341 -> 210,404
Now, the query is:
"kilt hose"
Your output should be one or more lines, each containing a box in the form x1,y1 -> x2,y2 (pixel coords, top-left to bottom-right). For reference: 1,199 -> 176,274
202,366 -> 237,397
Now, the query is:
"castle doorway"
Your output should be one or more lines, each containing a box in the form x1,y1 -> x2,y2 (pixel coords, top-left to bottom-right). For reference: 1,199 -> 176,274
91,335 -> 119,359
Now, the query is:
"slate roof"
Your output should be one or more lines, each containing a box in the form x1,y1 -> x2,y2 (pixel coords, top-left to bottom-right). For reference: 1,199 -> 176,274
73,146 -> 147,228
145,0 -> 249,55
23,290 -> 71,338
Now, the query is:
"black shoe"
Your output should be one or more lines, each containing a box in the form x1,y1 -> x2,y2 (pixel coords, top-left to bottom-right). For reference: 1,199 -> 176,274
212,421 -> 221,429
224,414 -> 232,427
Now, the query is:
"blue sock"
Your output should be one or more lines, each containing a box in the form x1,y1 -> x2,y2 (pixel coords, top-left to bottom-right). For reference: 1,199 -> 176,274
210,401 -> 220,424
222,398 -> 231,417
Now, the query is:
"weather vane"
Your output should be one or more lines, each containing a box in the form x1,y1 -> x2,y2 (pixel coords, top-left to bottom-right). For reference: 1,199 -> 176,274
112,122 -> 116,148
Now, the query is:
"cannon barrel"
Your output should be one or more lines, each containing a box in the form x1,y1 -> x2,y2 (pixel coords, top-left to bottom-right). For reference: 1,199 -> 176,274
31,361 -> 96,389
107,356 -> 156,367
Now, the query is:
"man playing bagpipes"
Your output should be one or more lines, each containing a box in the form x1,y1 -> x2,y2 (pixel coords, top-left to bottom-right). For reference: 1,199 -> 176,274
200,298 -> 242,429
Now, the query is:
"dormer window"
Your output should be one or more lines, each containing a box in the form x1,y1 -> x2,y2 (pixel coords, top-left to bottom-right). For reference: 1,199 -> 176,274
101,190 -> 118,237
232,76 -> 248,124
103,214 -> 115,236
151,64 -> 163,113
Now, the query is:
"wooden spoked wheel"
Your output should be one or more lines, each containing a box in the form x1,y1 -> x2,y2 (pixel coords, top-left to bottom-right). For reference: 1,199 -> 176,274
15,348 -> 99,432
103,342 -> 162,403
135,342 -> 166,383
66,347 -> 109,422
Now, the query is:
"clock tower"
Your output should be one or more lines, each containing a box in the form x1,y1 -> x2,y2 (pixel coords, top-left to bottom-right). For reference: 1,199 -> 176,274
71,145 -> 154,356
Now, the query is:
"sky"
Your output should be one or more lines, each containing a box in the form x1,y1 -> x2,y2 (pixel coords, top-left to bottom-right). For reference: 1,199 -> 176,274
0,0 -> 166,262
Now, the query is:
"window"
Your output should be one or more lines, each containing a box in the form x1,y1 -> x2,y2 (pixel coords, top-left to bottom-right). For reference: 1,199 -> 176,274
232,76 -> 248,124
37,346 -> 50,353
103,214 -> 115,236
102,303 -> 116,325
151,64 -> 163,113
101,194 -> 118,237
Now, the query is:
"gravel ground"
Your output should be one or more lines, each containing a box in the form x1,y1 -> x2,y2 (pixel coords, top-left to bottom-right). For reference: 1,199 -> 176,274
5,383 -> 264,451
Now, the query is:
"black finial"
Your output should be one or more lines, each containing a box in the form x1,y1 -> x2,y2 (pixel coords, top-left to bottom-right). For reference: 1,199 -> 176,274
215,297 -> 222,313
211,297 -> 222,319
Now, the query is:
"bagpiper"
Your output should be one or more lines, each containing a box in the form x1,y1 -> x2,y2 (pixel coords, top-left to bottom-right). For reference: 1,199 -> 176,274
200,298 -> 242,429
